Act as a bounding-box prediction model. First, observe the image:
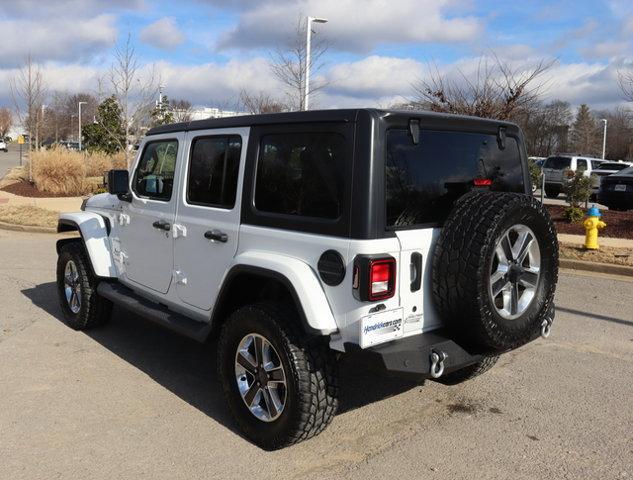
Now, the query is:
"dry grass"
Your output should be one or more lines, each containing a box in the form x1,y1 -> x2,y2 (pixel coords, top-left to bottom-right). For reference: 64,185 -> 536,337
0,165 -> 29,188
559,242 -> 633,267
0,205 -> 58,228
32,148 -> 87,195
28,148 -> 127,196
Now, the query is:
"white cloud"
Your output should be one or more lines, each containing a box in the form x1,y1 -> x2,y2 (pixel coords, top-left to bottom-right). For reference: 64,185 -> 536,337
216,0 -> 484,52
139,17 -> 186,50
0,15 -> 117,67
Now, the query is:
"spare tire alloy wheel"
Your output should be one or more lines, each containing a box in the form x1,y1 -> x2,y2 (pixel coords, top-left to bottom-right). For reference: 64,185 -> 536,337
489,225 -> 541,319
235,333 -> 287,422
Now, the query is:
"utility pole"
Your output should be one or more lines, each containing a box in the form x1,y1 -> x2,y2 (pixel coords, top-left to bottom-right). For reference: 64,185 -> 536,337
304,16 -> 328,111
601,118 -> 607,160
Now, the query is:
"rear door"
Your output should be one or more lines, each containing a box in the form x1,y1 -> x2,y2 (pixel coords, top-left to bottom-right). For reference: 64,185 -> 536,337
173,128 -> 247,310
543,156 -> 571,183
385,128 -> 525,332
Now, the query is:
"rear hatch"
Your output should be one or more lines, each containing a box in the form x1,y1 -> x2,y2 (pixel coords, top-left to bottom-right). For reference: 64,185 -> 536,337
543,156 -> 571,183
384,127 -> 526,332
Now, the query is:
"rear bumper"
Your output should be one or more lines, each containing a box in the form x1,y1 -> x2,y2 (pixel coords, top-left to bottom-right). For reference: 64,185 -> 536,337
346,329 -> 485,380
598,190 -> 633,206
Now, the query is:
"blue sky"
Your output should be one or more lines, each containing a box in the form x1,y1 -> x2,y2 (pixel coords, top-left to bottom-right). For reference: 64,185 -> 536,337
0,0 -> 632,110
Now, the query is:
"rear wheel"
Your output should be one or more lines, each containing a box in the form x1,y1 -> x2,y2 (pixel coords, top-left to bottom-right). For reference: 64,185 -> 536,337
56,241 -> 112,329
217,303 -> 338,450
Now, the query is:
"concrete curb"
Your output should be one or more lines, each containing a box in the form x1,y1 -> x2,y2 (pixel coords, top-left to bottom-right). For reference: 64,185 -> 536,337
0,220 -> 57,234
559,258 -> 633,277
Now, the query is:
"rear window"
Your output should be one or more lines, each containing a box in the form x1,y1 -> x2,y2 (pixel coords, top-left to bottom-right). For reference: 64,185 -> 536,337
255,132 -> 345,219
385,129 -> 524,227
544,156 -> 571,170
598,162 -> 629,171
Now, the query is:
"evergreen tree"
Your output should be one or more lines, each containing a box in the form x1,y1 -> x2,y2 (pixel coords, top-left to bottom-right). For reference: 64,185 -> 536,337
571,104 -> 600,155
150,95 -> 175,127
82,96 -> 126,155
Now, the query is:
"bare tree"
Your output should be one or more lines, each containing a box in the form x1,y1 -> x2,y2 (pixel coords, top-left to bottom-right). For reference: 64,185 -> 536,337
270,17 -> 329,111
108,34 -> 158,167
239,90 -> 287,114
10,54 -> 46,180
410,55 -> 555,121
171,99 -> 193,123
0,108 -> 12,138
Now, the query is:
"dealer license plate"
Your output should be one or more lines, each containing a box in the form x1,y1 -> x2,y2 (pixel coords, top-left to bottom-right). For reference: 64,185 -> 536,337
615,184 -> 627,192
359,308 -> 404,348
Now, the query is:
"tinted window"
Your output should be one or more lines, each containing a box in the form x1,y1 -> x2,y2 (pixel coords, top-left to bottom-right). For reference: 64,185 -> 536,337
133,140 -> 179,201
598,162 -> 628,171
385,129 -> 524,227
255,133 -> 345,219
577,159 -> 588,170
591,160 -> 604,169
187,136 -> 242,208
544,156 -> 572,170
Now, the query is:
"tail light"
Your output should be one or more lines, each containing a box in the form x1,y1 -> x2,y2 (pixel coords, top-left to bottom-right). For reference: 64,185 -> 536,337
353,255 -> 396,302
473,178 -> 493,187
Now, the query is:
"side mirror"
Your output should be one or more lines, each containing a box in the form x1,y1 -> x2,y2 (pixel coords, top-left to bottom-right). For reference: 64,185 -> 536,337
107,169 -> 131,201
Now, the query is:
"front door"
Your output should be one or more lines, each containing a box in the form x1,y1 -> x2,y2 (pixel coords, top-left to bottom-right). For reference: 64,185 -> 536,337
118,134 -> 184,294
173,128 -> 247,310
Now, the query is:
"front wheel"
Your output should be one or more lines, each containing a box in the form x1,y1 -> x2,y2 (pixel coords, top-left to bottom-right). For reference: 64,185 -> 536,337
56,241 -> 112,329
217,303 -> 338,450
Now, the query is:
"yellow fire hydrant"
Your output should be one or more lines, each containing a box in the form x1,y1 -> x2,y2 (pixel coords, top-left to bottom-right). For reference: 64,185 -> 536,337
583,206 -> 606,250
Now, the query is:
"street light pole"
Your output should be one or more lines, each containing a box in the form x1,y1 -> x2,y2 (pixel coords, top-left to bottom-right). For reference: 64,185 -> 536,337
78,101 -> 87,151
601,118 -> 607,160
304,16 -> 328,111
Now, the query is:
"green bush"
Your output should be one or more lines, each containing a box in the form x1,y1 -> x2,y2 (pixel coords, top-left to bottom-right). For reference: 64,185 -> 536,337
564,206 -> 584,223
563,169 -> 592,211
528,159 -> 542,190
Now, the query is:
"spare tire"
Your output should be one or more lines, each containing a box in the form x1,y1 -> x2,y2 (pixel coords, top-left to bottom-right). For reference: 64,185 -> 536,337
432,192 -> 558,352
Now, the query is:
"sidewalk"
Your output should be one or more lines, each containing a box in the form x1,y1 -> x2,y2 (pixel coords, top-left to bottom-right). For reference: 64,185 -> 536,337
0,189 -> 83,213
558,233 -> 633,249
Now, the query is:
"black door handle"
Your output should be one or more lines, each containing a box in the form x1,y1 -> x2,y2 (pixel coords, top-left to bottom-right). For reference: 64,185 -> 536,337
204,230 -> 228,243
152,220 -> 171,231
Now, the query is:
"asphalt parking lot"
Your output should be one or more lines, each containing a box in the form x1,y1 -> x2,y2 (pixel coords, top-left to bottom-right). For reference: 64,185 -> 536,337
1,229 -> 632,480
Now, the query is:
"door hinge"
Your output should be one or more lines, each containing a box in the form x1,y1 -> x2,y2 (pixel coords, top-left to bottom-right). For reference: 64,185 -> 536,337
118,213 -> 131,226
172,224 -> 187,238
173,270 -> 187,285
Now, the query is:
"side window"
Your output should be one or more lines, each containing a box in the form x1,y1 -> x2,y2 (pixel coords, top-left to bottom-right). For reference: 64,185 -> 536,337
577,159 -> 588,171
187,135 -> 242,208
133,140 -> 179,201
255,132 -> 345,219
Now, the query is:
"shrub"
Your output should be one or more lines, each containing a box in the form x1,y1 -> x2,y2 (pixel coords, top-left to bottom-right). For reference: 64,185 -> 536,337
528,158 -> 542,190
32,148 -> 87,195
564,206 -> 584,223
84,152 -> 113,177
563,169 -> 592,210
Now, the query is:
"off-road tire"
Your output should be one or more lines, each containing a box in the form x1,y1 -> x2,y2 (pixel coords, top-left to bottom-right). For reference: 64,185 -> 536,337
432,192 -> 558,352
217,303 -> 339,450
544,185 -> 560,198
436,356 -> 499,385
56,241 -> 112,329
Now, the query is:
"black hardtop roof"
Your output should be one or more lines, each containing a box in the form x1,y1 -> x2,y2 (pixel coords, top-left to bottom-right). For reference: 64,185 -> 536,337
146,108 -> 518,136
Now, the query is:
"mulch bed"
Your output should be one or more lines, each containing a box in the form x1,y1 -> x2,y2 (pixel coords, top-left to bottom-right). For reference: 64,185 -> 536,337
546,204 -> 633,240
0,180 -> 70,198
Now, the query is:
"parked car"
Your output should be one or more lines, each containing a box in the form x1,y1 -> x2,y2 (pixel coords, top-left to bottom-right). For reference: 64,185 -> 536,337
598,165 -> 633,211
0,139 -> 7,152
590,161 -> 633,195
56,109 -> 559,449
542,155 -> 604,198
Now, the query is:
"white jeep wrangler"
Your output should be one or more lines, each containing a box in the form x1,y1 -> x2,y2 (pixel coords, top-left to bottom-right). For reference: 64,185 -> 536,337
56,109 -> 558,449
